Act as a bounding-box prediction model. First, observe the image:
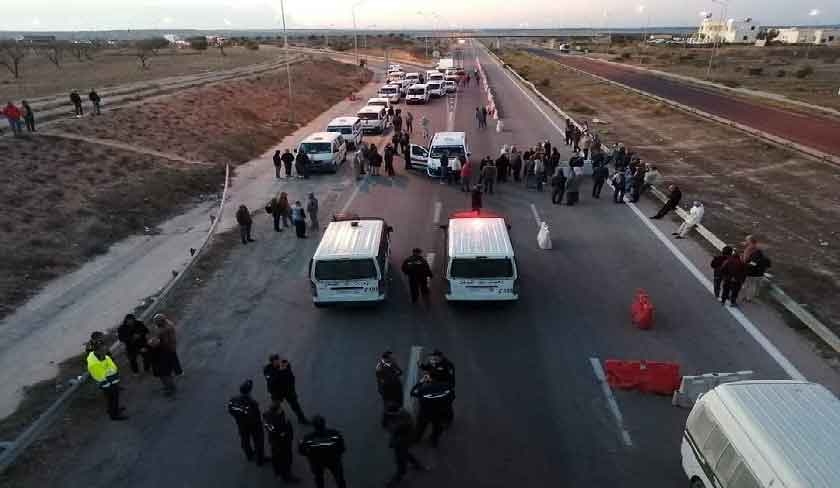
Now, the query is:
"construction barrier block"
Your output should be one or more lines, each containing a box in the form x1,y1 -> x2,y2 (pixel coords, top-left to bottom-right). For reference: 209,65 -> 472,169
638,361 -> 681,395
605,360 -> 644,390
672,371 -> 754,408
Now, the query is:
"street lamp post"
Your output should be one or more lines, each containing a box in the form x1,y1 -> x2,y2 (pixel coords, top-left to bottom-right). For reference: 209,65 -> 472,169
806,9 -> 820,59
706,0 -> 729,79
352,0 -> 364,66
280,0 -> 293,123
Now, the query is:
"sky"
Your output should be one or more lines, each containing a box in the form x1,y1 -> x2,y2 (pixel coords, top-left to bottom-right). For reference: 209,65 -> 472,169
4,0 -> 838,31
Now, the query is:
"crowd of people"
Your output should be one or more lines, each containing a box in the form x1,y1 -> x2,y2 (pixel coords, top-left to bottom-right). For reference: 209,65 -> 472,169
2,89 -> 103,137
712,235 -> 772,307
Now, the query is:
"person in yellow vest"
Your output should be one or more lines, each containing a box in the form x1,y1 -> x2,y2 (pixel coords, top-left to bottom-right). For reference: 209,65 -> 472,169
86,341 -> 127,420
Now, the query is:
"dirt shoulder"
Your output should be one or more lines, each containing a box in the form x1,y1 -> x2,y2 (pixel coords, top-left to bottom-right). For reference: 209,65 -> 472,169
0,58 -> 371,320
500,49 -> 840,335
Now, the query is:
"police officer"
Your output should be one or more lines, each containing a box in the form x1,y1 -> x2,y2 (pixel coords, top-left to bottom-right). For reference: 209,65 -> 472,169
299,415 -> 347,488
401,248 -> 433,304
263,354 -> 310,424
264,402 -> 302,484
420,349 -> 455,389
86,341 -> 127,420
376,351 -> 404,408
227,379 -> 267,466
411,373 -> 455,447
383,404 -> 428,487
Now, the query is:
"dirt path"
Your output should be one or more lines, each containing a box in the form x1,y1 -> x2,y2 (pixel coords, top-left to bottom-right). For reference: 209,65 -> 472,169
41,131 -> 214,167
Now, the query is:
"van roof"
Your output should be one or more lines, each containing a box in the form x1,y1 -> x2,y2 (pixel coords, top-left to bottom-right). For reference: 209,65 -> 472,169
327,116 -> 360,127
409,83 -> 427,89
707,381 -> 840,487
313,219 -> 385,260
431,132 -> 466,146
447,216 -> 513,258
380,84 -> 400,90
358,105 -> 385,114
405,72 -> 420,77
301,131 -> 341,143
367,97 -> 389,103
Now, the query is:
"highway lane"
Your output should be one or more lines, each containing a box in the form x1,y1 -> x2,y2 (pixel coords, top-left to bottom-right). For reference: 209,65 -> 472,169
7,48 -> 795,488
527,47 -> 840,159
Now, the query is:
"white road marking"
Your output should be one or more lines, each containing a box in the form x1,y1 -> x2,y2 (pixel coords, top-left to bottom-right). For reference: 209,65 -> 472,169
530,203 -> 542,228
339,175 -> 367,215
404,346 -> 425,417
487,47 -> 806,381
432,201 -> 443,225
589,357 -> 634,448
447,94 -> 457,132
425,252 -> 436,268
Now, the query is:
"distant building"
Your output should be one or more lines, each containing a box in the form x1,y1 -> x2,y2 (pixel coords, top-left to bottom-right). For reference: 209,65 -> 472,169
15,34 -> 57,44
696,17 -> 760,44
776,27 -> 839,45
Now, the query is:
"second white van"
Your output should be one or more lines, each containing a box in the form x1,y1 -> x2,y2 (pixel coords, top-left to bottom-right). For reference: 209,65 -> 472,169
326,116 -> 363,149
357,105 -> 387,134
406,84 -> 430,105
426,81 -> 445,98
296,132 -> 347,173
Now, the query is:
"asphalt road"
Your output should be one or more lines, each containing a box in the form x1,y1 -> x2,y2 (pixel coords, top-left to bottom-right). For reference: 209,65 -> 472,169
12,45 -> 796,488
528,48 -> 840,159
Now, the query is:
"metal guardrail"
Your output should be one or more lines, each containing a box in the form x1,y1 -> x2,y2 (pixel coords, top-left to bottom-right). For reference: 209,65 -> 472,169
0,164 -> 231,473
484,45 -> 840,356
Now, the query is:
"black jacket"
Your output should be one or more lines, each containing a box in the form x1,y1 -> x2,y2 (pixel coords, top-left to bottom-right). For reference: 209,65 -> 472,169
235,207 -> 252,226
228,394 -> 261,428
593,165 -> 609,182
299,429 -> 346,462
264,409 -> 294,445
117,320 -> 149,352
667,188 -> 683,207
402,255 -> 432,281
384,410 -> 414,449
420,357 -> 455,387
281,152 -> 295,166
410,381 -> 455,416
263,364 -> 297,398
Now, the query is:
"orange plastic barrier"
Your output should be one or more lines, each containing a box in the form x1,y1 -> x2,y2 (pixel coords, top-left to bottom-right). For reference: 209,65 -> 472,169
631,289 -> 654,330
605,360 -> 681,396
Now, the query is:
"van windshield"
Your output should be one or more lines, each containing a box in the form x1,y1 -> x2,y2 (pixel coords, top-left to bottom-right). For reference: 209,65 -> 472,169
450,258 -> 514,279
328,126 -> 353,135
299,142 -> 332,154
368,101 -> 387,107
430,145 -> 465,159
427,83 -> 441,89
408,88 -> 425,95
380,88 -> 397,94
315,259 -> 378,280
358,112 -> 381,120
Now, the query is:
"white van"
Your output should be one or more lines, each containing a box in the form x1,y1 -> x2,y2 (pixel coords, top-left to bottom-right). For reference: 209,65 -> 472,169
404,72 -> 421,85
444,80 -> 457,93
366,97 -> 391,111
296,132 -> 347,173
426,70 -> 444,83
326,116 -> 363,149
441,212 -> 519,301
357,105 -> 387,134
310,217 -> 393,306
682,381 -> 840,488
406,84 -> 430,105
377,84 -> 402,104
426,132 -> 469,178
426,81 -> 445,98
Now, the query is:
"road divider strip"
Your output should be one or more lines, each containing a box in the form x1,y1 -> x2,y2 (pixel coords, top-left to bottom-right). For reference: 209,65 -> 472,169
589,357 -> 634,448
404,346 -> 424,418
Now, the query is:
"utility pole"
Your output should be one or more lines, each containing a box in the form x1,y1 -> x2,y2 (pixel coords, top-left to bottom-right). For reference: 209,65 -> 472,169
706,0 -> 729,79
280,0 -> 293,123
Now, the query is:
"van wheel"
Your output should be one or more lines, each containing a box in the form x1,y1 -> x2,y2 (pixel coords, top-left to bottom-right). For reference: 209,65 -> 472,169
690,478 -> 705,488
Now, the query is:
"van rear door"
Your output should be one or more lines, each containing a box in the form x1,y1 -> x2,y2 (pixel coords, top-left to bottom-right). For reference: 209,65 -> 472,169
313,258 -> 381,302
446,257 -> 518,301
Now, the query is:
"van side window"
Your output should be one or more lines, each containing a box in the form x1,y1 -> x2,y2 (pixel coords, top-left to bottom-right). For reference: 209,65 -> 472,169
377,230 -> 389,274
715,443 -> 740,484
729,463 -> 760,488
687,406 -> 715,446
701,425 -> 728,468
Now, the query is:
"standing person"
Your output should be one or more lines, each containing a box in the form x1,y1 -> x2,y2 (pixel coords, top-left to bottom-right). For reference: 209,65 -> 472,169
480,106 -> 488,129
550,167 -> 567,205
402,142 -> 412,171
547,147 -> 560,180
393,112 -> 403,133
405,111 -> 414,134
630,165 -> 645,203
612,169 -> 626,203
572,126 -> 582,153
420,350 -> 456,389
533,154 -> 545,192
711,246 -> 734,299
306,193 -> 320,232
384,404 -> 428,488
720,251 -> 747,307
118,314 -> 151,375
281,148 -> 295,178
481,160 -> 497,194
263,355 -> 310,424
420,115 -> 430,142
273,150 -> 283,179
460,157 -> 473,192
267,192 -> 291,232
391,131 -> 401,154
376,351 -> 404,407
153,312 -> 183,375
228,379 -> 267,466
368,143 -> 383,176
2,102 -> 22,136
387,105 -> 395,126
401,248 -> 433,304
264,403 -> 302,484
641,164 -> 661,196
439,152 -> 449,185
295,150 -> 311,179
400,131 -> 410,155
87,341 -> 127,420
471,184 -> 483,212
475,107 -> 482,129
21,101 -> 35,132
236,205 -> 255,244
674,201 -> 705,239
742,235 -> 771,302
496,150 -> 509,183
651,185 -> 682,219
88,89 -> 102,115
70,90 -> 83,117
384,144 -> 396,177
565,170 -> 581,206
564,119 -> 574,145
299,415 -> 347,488
353,148 -> 365,179
592,163 -> 609,198
510,146 -> 522,182
291,201 -> 307,238
411,373 -> 455,447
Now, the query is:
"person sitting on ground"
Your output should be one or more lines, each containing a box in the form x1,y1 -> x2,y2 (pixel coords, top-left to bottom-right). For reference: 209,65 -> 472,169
674,201 -> 704,239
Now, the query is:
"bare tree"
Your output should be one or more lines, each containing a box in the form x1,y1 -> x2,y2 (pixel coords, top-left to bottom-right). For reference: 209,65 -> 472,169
134,38 -> 168,69
0,41 -> 27,79
218,39 -> 230,56
41,42 -> 66,69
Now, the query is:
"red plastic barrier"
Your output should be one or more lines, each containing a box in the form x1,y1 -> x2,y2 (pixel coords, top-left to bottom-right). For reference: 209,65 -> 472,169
631,289 -> 654,330
604,360 -> 681,395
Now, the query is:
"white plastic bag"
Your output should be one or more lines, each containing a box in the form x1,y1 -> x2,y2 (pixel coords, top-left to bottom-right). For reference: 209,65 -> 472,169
537,222 -> 552,250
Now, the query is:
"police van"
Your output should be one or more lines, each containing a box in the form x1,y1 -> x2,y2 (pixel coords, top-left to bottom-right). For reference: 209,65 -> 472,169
295,132 -> 347,173
441,211 -> 519,301
326,116 -> 363,149
682,380 -> 840,488
426,132 -> 469,178
356,105 -> 388,134
406,84 -> 430,105
309,217 -> 394,306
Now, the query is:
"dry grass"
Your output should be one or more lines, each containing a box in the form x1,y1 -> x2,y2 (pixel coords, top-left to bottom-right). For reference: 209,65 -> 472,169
503,50 -> 840,334
54,59 -> 371,165
0,46 -> 280,100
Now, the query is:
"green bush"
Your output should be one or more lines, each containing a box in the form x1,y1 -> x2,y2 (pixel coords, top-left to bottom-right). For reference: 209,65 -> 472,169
794,64 -> 814,78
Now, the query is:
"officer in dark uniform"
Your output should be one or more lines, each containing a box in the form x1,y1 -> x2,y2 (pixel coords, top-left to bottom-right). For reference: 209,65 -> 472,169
299,415 -> 347,488
383,404 -> 428,487
420,349 -> 455,389
376,350 -> 404,408
263,402 -> 301,484
410,373 -> 455,447
401,248 -> 433,303
227,379 -> 267,465
263,354 -> 310,424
